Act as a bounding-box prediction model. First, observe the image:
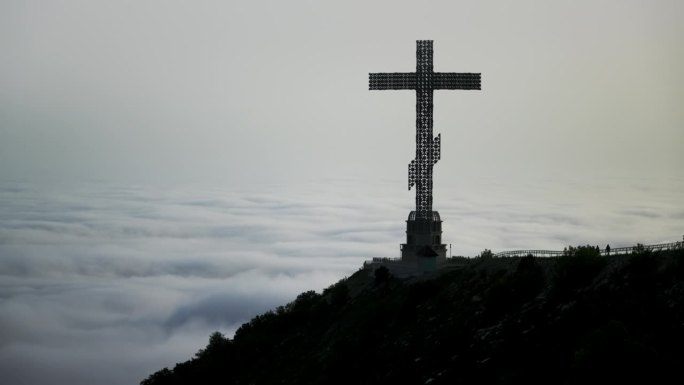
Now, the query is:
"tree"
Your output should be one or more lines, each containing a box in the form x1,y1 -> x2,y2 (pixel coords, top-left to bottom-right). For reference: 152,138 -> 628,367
195,331 -> 230,359
479,249 -> 493,258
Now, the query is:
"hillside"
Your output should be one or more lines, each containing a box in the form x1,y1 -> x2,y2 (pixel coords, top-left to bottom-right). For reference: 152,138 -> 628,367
142,247 -> 684,385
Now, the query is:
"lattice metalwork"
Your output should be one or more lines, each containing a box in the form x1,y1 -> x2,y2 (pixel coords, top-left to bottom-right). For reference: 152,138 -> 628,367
369,40 -> 481,219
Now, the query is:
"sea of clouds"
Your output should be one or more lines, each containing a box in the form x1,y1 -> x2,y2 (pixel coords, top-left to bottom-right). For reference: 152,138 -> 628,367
0,176 -> 682,385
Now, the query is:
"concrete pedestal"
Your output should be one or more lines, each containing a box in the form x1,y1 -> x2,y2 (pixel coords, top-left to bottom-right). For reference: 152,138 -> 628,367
400,210 -> 447,266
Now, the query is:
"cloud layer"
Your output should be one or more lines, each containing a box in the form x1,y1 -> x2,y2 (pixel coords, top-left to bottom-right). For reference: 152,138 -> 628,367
0,176 -> 682,385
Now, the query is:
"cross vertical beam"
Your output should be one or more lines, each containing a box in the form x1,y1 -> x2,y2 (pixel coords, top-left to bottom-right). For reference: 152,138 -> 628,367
415,40 -> 434,219
369,40 -> 480,219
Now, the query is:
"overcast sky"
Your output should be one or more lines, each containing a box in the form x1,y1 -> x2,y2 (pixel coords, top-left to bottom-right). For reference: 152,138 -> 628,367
1,0 -> 682,185
1,1 -> 683,384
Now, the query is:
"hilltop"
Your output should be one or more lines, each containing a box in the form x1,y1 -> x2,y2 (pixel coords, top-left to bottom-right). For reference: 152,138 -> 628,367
142,246 -> 684,385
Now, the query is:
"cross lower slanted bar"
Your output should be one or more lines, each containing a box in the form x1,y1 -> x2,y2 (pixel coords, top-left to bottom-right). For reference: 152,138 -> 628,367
369,40 -> 480,219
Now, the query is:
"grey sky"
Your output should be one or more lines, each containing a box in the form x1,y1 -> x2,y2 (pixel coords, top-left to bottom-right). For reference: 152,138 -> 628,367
1,0 -> 682,185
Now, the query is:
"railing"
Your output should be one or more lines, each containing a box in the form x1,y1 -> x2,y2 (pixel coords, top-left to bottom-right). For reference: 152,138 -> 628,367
492,250 -> 564,258
365,241 -> 683,267
371,257 -> 401,263
363,257 -> 402,268
493,241 -> 684,258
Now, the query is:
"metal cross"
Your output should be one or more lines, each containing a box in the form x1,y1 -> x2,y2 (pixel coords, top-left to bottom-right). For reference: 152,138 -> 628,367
369,40 -> 480,219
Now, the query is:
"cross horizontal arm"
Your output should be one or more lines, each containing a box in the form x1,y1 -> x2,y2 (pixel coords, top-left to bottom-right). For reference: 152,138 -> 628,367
369,73 -> 416,90
433,72 -> 481,90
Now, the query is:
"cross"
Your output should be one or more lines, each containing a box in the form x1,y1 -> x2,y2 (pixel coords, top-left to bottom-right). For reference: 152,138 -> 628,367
369,40 -> 480,219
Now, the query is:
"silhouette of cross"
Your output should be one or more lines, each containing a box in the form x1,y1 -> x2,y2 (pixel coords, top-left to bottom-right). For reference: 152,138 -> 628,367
369,40 -> 480,219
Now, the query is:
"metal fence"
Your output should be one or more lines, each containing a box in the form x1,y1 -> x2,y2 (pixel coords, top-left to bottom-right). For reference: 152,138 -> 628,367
365,241 -> 683,267
493,241 -> 684,258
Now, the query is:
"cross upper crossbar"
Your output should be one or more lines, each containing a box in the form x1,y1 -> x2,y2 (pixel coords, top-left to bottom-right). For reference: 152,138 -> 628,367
369,40 -> 480,91
369,72 -> 480,90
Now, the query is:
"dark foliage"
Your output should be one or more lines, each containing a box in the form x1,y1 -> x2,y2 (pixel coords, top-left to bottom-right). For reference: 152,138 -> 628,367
373,265 -> 390,284
553,245 -> 606,299
142,248 -> 684,385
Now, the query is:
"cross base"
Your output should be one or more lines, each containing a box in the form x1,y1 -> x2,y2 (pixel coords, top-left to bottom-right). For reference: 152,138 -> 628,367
401,211 -> 447,266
